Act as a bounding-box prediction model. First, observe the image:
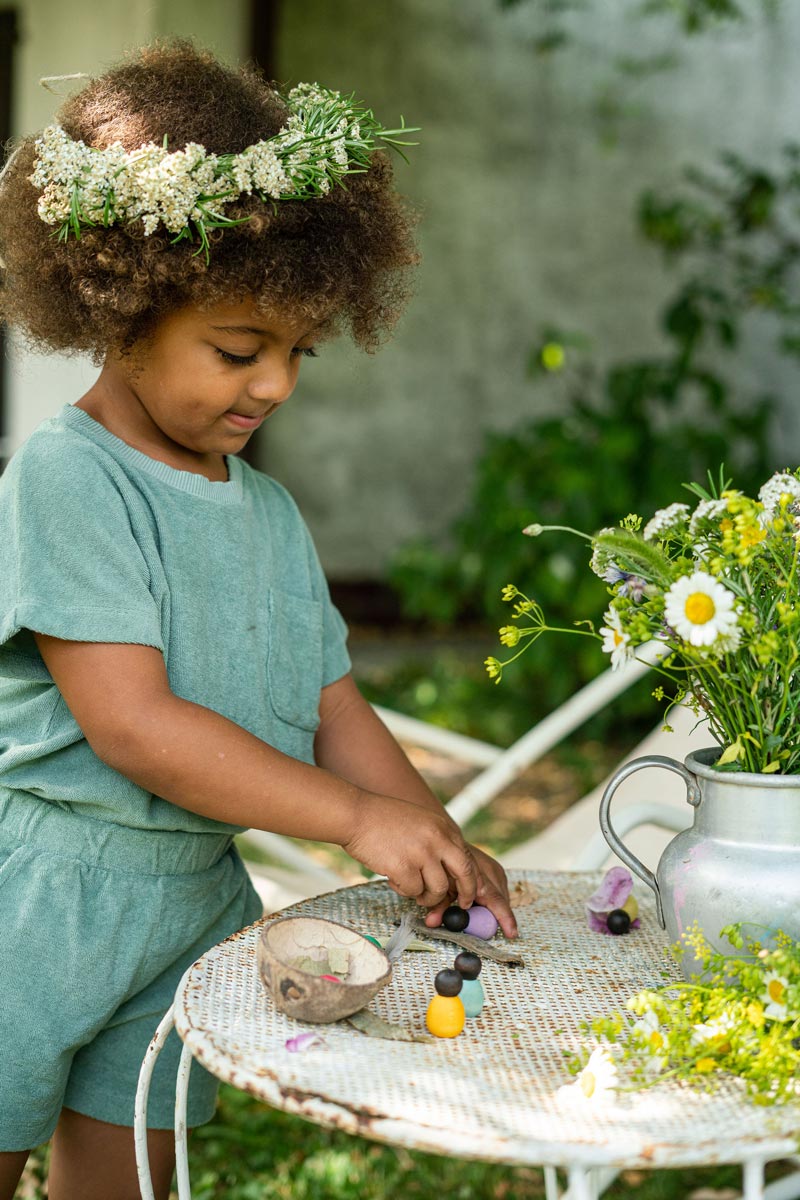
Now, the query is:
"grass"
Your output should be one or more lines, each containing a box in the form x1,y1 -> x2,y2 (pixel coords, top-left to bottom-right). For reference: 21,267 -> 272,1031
16,1094 -> 796,1200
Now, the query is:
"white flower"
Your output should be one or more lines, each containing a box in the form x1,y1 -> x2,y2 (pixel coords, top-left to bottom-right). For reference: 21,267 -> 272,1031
28,84 -> 386,248
643,502 -> 690,542
632,1009 -> 668,1072
761,972 -> 790,1021
689,498 -> 729,536
600,608 -> 634,670
577,1047 -> 618,1100
664,571 -> 739,648
557,1047 -> 619,1109
758,472 -> 800,524
589,529 -> 617,579
691,1011 -> 736,1045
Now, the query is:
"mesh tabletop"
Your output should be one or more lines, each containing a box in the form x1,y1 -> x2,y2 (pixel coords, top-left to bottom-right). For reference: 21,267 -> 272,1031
173,870 -> 800,1169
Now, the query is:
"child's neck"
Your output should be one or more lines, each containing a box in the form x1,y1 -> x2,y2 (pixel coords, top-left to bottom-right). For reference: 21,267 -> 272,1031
76,370 -> 230,484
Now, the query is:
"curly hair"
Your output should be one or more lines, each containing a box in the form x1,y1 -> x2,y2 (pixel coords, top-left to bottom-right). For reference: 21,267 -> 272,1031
0,40 -> 420,359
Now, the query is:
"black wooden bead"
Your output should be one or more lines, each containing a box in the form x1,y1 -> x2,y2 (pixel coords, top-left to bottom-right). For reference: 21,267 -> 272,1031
607,908 -> 632,935
442,905 -> 469,932
435,968 -> 464,997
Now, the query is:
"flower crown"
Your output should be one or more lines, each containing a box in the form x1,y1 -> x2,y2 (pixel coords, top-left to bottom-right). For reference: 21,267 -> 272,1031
29,83 -> 418,260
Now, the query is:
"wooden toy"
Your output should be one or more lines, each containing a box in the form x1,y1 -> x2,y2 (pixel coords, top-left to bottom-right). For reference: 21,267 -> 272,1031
425,968 -> 465,1038
454,951 -> 484,1017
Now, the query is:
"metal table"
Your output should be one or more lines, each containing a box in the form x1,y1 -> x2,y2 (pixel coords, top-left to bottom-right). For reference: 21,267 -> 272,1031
135,870 -> 800,1200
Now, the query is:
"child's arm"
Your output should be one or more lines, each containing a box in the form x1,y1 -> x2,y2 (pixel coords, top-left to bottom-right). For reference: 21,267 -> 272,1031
314,673 -> 517,937
33,634 -> 478,911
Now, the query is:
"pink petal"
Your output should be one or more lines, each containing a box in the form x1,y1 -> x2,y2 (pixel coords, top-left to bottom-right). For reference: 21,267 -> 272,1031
586,867 -> 633,915
285,1032 -> 326,1053
587,910 -> 613,934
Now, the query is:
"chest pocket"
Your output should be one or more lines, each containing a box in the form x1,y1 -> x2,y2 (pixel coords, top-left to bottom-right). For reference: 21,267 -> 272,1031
266,588 -> 323,732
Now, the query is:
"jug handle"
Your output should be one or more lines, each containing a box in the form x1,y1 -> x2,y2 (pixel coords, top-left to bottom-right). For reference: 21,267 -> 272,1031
599,754 -> 700,930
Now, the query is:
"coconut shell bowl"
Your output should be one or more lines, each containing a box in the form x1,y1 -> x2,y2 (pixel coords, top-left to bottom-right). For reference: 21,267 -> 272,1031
257,916 -> 392,1023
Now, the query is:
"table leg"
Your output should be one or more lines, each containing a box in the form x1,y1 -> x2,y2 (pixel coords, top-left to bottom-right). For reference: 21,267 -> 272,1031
567,1165 -> 595,1200
174,1040 -> 194,1200
135,1008 -> 175,1200
742,1160 -> 765,1200
545,1166 -> 561,1200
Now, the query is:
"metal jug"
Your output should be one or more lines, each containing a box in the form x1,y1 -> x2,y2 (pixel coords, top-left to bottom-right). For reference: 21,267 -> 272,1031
599,747 -> 800,978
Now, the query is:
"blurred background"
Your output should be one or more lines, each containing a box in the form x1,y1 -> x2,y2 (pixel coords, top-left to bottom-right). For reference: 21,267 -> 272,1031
6,6 -> 800,1194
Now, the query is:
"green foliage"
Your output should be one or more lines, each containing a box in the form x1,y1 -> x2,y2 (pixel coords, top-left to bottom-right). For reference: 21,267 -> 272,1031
389,141 -> 797,725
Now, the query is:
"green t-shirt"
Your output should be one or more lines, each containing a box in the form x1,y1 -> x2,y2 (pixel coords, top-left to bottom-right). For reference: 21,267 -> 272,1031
0,403 -> 351,834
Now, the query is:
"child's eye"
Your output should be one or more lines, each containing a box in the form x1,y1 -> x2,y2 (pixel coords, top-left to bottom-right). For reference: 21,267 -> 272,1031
216,349 -> 258,366
293,346 -> 318,358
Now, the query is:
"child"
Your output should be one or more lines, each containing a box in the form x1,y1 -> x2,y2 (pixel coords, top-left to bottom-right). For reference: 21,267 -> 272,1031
0,40 -> 516,1200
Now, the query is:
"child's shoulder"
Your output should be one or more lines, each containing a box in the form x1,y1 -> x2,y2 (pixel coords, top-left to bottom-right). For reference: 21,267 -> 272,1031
2,407 -> 125,499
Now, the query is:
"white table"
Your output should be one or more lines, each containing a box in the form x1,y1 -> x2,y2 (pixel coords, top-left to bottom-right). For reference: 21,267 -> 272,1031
135,871 -> 800,1200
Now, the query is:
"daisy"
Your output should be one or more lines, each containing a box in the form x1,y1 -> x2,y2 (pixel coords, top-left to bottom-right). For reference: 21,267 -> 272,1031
691,1011 -> 736,1046
761,971 -> 790,1022
633,1008 -> 666,1054
576,1047 -> 618,1100
600,608 -> 634,670
664,572 -> 738,648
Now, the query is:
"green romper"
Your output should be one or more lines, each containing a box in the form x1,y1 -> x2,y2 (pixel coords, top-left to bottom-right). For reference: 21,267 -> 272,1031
0,403 -> 350,1150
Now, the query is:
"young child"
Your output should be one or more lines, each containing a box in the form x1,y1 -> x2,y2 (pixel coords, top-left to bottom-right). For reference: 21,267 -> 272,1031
0,40 -> 516,1200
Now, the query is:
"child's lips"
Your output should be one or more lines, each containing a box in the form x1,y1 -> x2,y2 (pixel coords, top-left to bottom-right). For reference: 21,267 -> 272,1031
224,409 -> 269,430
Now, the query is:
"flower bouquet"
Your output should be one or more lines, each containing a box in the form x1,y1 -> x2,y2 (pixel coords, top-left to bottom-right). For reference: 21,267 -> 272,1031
565,923 -> 800,1105
486,469 -> 800,775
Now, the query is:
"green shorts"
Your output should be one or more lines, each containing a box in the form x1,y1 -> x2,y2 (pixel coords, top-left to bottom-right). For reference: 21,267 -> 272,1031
0,791 -> 263,1152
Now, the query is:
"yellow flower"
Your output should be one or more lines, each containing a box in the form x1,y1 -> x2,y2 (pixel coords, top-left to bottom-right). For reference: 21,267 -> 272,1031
746,1002 -> 765,1029
484,657 -> 502,681
694,1057 -> 717,1073
501,584 -> 518,602
499,626 -> 520,647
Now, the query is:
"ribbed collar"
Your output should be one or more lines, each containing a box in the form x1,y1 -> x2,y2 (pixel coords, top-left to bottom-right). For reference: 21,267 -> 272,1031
61,404 -> 244,505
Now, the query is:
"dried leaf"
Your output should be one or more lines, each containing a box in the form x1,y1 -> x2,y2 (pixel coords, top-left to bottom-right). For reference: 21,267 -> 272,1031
509,880 -> 538,909
347,1009 -> 434,1043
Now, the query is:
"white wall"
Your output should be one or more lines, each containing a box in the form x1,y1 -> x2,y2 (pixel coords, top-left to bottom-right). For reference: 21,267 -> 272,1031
4,0 -> 249,456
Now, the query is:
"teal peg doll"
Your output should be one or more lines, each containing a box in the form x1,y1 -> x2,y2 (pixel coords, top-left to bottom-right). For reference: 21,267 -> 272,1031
454,951 -> 484,1018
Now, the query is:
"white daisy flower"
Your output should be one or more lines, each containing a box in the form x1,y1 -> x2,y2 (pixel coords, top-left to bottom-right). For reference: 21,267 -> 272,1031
691,1011 -> 736,1045
577,1047 -> 618,1099
664,572 -> 738,648
761,971 -> 790,1021
643,503 -> 691,542
600,608 -> 634,670
633,1008 -> 666,1052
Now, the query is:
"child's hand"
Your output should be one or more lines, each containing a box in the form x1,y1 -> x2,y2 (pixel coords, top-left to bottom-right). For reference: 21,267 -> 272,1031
341,794 -> 478,910
424,844 -> 519,940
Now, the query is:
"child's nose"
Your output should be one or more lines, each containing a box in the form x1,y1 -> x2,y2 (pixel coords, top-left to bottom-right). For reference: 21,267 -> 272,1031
247,355 -> 297,406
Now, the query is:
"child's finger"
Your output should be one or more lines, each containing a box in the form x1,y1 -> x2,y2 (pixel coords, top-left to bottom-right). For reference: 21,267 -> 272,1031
440,846 -> 477,910
477,878 -> 518,939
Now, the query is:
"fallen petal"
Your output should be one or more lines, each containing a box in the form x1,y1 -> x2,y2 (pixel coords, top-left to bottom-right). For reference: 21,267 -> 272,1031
586,867 -> 633,915
285,1032 -> 326,1053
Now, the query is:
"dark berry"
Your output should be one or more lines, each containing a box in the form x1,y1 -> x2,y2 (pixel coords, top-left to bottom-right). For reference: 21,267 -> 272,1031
442,905 -> 469,932
434,968 -> 463,997
607,908 -> 632,935
454,951 -> 482,979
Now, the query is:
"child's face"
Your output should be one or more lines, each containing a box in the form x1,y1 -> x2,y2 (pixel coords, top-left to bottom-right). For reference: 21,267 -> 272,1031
106,298 -> 319,462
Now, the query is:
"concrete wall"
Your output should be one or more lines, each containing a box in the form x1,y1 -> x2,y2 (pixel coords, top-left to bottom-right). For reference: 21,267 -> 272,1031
262,0 -> 800,577
6,1 -> 800,578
